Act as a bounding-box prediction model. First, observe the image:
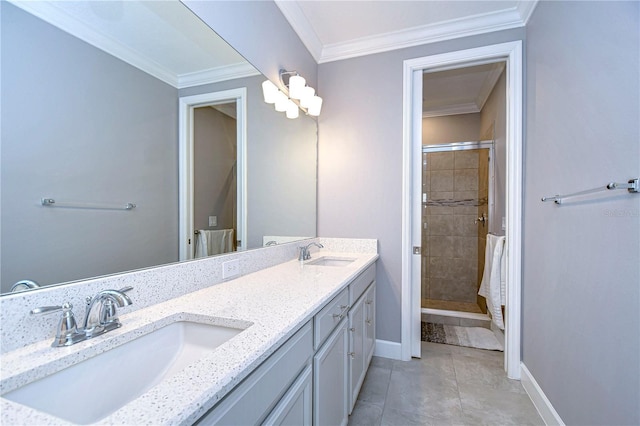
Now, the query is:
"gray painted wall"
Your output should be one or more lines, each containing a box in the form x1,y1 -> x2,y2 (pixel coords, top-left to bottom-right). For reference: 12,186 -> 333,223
524,2 -> 639,424
317,29 -> 525,343
180,75 -> 317,249
422,113 -> 480,145
1,2 -> 179,292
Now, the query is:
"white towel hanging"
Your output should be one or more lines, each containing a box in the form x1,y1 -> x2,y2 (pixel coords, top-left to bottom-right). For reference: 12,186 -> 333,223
478,234 -> 506,330
195,229 -> 235,257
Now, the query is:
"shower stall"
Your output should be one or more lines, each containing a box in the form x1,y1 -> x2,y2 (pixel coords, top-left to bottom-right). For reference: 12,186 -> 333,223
421,141 -> 494,316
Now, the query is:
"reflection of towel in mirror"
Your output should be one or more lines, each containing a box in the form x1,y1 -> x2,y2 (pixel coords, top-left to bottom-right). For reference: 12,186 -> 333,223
195,229 -> 235,258
478,234 -> 506,330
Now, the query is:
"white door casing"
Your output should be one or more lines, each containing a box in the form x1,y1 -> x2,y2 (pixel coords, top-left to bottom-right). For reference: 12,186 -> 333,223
401,41 -> 523,379
178,89 -> 248,260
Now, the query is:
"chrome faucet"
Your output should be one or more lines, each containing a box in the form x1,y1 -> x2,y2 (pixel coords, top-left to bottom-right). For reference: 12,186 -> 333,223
83,287 -> 133,337
31,286 -> 134,347
298,242 -> 324,261
11,279 -> 40,292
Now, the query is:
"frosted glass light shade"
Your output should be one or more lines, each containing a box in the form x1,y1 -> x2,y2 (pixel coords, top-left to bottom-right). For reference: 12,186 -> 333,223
274,91 -> 288,112
299,86 -> 315,108
286,100 -> 299,119
307,95 -> 323,116
288,75 -> 306,100
262,80 -> 278,104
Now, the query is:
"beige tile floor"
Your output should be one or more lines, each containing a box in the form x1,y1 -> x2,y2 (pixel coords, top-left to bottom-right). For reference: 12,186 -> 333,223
348,342 -> 543,426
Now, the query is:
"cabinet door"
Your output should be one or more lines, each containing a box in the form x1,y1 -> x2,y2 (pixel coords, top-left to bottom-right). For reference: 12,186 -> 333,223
313,318 -> 348,426
348,295 -> 366,414
263,364 -> 312,426
364,283 -> 376,364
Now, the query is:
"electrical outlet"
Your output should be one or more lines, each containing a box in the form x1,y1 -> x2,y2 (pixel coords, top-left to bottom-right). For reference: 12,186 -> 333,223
209,216 -> 217,227
222,259 -> 240,279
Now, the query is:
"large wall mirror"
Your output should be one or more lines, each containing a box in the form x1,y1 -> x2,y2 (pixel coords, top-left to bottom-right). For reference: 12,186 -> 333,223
0,0 -> 317,294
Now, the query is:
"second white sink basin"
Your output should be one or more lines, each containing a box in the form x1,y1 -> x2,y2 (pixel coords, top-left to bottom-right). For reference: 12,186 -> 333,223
3,318 -> 248,424
307,256 -> 357,267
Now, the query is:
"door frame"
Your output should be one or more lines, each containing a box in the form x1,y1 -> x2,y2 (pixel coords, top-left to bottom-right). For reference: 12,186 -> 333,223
401,41 -> 523,379
178,88 -> 248,260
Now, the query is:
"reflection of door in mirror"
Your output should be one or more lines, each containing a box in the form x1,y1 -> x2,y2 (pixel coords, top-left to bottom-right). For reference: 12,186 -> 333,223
193,103 -> 238,258
179,89 -> 247,261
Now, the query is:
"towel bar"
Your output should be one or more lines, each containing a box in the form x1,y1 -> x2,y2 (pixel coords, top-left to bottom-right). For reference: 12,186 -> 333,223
41,198 -> 136,210
541,178 -> 638,205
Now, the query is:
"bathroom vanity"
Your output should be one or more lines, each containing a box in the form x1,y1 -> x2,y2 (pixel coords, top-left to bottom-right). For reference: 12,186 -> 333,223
0,241 -> 378,425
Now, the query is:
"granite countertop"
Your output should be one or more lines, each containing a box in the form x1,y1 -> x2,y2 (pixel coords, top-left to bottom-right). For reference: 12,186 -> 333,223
0,251 -> 378,425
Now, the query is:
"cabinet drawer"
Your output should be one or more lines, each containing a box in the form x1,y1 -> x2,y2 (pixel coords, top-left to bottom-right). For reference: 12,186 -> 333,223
314,288 -> 349,350
349,264 -> 376,305
196,321 -> 313,425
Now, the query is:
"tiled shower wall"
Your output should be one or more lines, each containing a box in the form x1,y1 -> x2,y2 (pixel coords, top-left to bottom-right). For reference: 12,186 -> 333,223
422,150 -> 487,304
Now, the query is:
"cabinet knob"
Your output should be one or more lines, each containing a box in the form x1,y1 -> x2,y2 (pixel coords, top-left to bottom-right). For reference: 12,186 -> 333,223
349,327 -> 356,332
366,320 -> 372,325
348,352 -> 356,359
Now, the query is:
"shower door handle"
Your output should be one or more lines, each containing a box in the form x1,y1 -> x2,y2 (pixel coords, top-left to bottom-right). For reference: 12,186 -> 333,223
474,215 -> 487,226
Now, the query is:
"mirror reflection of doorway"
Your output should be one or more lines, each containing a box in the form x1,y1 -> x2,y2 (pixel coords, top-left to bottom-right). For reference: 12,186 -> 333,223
193,103 -> 238,258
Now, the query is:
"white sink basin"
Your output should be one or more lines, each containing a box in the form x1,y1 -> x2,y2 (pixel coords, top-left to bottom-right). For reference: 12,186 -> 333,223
3,319 -> 247,424
306,256 -> 357,267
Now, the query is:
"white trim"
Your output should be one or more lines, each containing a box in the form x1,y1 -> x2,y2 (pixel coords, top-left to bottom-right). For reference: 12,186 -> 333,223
178,89 -> 248,260
273,0 -> 324,63
319,8 -> 528,64
402,41 -> 523,378
518,1 -> 540,26
9,0 -> 178,87
177,63 -> 261,90
422,308 -> 490,321
373,339 -> 402,360
10,1 -> 258,89
521,363 -> 565,426
423,102 -> 480,118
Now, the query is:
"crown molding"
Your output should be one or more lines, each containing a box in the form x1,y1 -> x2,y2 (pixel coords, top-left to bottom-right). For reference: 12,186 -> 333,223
274,0 -> 324,63
518,0 -> 540,25
319,7 -> 528,63
9,0 -> 260,90
422,103 -> 480,118
178,63 -> 261,89
9,0 -> 179,87
475,62 -> 506,111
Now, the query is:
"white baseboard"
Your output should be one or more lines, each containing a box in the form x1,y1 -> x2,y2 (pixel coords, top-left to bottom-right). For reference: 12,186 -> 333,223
373,339 -> 402,360
520,363 -> 564,426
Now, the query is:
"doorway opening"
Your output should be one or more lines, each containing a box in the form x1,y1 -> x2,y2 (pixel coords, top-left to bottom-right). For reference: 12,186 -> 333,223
178,89 -> 247,261
421,141 -> 495,317
402,41 -> 523,379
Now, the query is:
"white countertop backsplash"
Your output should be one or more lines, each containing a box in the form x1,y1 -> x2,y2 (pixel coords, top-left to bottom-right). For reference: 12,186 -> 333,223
0,237 -> 378,425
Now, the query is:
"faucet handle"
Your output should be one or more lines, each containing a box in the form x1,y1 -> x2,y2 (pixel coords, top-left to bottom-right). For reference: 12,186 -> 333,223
31,302 -> 86,347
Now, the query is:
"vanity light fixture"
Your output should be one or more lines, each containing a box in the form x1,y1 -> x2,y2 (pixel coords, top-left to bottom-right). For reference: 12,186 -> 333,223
261,69 -> 322,119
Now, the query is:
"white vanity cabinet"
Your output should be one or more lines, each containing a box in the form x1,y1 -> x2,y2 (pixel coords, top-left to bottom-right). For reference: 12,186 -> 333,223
195,262 -> 377,426
195,321 -> 313,425
313,317 -> 349,426
347,267 -> 376,413
314,263 -> 377,424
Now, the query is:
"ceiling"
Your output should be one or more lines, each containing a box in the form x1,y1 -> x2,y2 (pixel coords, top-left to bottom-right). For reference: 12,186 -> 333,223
8,0 -> 258,89
11,0 -> 536,111
423,62 -> 506,117
275,0 -> 538,63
